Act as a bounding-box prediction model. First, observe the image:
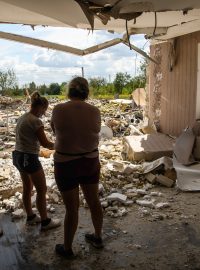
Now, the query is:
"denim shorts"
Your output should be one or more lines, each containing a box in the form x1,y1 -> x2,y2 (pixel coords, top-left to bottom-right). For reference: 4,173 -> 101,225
54,157 -> 100,192
12,150 -> 42,174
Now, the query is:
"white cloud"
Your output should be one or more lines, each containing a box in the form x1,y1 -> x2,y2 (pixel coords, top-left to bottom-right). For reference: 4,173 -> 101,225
0,24 -> 149,85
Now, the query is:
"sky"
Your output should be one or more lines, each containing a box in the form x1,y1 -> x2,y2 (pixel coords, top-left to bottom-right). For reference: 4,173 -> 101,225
0,24 -> 149,86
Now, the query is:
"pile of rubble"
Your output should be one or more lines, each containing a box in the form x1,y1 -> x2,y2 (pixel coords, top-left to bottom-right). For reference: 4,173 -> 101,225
0,97 -> 176,221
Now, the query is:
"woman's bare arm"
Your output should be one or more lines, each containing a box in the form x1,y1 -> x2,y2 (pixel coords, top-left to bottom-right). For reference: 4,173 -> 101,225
36,126 -> 54,150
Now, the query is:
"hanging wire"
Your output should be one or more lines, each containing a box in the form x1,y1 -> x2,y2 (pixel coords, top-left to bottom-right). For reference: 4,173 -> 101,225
126,20 -> 132,50
153,11 -> 157,36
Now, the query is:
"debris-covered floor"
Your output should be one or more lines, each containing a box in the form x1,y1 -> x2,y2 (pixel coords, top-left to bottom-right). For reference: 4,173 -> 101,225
1,188 -> 200,270
0,97 -> 200,269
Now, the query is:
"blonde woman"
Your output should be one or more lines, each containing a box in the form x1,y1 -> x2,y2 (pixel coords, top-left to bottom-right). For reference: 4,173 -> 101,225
13,92 -> 60,231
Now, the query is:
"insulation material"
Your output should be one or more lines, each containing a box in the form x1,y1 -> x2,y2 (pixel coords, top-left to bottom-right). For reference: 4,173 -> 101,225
173,156 -> 200,191
123,133 -> 174,161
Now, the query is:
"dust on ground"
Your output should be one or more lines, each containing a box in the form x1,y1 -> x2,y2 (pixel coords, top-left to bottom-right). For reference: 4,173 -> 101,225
1,186 -> 200,270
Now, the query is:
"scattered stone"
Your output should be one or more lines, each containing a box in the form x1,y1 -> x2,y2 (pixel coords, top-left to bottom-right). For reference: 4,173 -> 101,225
49,207 -> 55,213
155,202 -> 170,209
136,189 -> 148,195
133,244 -> 142,249
98,183 -> 104,193
50,193 -> 59,203
145,173 -> 156,184
136,199 -> 155,208
123,164 -> 142,175
150,191 -> 163,197
101,201 -> 108,208
156,174 -> 174,187
0,99 -> 178,221
12,208 -> 24,219
152,213 -> 167,220
107,193 -> 127,203
140,208 -> 150,216
123,183 -> 134,190
124,200 -> 134,206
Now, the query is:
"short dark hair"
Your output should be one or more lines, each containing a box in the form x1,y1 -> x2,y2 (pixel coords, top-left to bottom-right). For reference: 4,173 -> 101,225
68,77 -> 89,100
31,91 -> 48,109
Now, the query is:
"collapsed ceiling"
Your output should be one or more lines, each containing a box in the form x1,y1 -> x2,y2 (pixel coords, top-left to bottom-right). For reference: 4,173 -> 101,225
0,0 -> 200,39
0,0 -> 200,60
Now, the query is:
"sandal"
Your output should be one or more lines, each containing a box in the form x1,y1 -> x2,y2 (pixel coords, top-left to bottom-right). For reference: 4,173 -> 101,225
85,233 -> 104,249
55,244 -> 75,259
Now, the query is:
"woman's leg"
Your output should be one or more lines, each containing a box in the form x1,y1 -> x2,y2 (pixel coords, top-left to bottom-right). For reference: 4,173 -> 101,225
20,172 -> 34,216
80,183 -> 103,238
61,187 -> 79,251
30,168 -> 47,221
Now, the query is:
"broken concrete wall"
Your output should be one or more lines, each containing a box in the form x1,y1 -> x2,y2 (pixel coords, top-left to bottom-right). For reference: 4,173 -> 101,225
148,31 -> 200,136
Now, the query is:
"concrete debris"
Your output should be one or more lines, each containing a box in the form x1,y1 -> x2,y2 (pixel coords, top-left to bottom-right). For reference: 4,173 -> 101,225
98,183 -> 104,194
136,189 -> 148,195
99,125 -> 113,139
150,191 -> 163,197
139,208 -> 151,216
0,98 -> 178,220
156,174 -> 174,188
133,244 -> 142,249
101,201 -> 108,208
107,193 -> 127,203
49,193 -> 59,204
12,208 -> 24,219
145,173 -> 156,184
123,164 -> 143,175
123,134 -> 174,162
155,202 -> 170,209
136,199 -> 155,208
151,213 -> 167,220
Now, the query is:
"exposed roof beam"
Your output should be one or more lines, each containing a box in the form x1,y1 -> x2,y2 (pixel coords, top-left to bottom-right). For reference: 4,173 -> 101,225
0,30 -> 158,64
127,27 -> 168,36
0,31 -> 83,55
154,19 -> 200,40
123,41 -> 158,64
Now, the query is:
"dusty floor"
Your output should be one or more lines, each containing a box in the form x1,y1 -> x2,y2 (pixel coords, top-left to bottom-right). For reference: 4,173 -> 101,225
1,186 -> 200,270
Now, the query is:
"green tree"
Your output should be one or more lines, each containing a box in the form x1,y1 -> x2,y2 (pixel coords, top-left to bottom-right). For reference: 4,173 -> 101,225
113,72 -> 131,94
29,81 -> 37,93
48,83 -> 61,95
0,69 -> 18,95
11,86 -> 23,96
38,84 -> 48,95
60,82 -> 68,96
89,77 -> 107,96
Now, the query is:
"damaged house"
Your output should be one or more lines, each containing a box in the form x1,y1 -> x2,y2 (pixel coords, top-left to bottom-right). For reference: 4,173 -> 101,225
1,1 -> 200,269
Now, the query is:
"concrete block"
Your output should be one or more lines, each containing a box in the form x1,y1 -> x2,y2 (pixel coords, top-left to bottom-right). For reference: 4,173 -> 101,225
101,201 -> 108,208
145,173 -> 156,184
123,133 -> 174,162
155,202 -> 170,209
124,200 -> 134,206
50,193 -> 59,203
136,189 -> 148,195
107,193 -> 127,203
136,199 -> 155,208
150,191 -> 163,197
98,183 -> 104,193
12,209 -> 24,219
156,174 -> 174,187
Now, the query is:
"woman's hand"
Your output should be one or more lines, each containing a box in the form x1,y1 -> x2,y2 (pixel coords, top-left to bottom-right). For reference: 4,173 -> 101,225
36,126 -> 54,150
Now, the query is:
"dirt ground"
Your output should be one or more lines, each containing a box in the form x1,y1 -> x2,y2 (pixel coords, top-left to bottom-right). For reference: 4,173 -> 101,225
1,186 -> 200,270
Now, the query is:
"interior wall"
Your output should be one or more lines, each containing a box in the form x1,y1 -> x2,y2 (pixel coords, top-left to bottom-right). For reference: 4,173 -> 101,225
149,31 -> 200,136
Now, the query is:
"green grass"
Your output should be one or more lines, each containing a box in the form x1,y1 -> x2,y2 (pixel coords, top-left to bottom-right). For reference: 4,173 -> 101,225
9,94 -> 131,100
